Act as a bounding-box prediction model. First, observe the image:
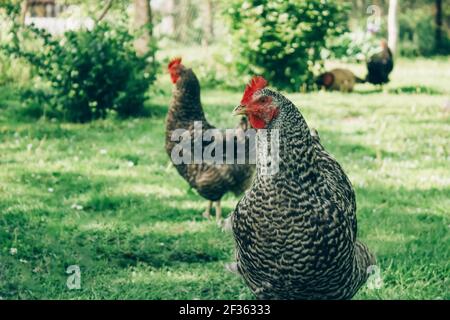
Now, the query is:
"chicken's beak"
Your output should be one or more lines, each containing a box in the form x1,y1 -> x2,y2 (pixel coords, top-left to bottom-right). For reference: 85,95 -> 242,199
233,105 -> 246,116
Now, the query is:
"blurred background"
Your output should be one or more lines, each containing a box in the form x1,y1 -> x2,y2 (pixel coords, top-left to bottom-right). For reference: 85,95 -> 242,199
0,0 -> 449,100
0,0 -> 448,300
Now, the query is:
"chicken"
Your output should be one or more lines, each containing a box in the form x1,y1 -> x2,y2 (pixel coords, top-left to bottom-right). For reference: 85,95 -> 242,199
231,76 -> 375,299
366,39 -> 394,85
166,58 -> 255,221
316,68 -> 365,92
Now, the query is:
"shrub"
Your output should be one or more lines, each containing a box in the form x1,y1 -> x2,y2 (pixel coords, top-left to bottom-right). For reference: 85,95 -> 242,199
327,9 -> 450,60
398,7 -> 449,57
325,31 -> 382,62
1,16 -> 157,122
0,53 -> 32,87
225,0 -> 349,91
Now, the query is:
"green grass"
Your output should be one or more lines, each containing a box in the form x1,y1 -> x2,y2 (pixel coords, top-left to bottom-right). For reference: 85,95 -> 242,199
0,58 -> 449,299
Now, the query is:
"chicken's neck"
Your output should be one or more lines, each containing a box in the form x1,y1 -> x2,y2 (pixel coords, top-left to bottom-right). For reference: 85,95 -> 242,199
168,73 -> 206,124
257,106 -> 317,186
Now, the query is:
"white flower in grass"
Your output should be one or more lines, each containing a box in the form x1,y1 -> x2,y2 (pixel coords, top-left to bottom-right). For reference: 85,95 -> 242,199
19,259 -> 28,264
127,161 -> 135,168
71,204 -> 83,211
48,188 -> 54,193
99,149 -> 108,155
10,248 -> 18,255
33,266 -> 42,273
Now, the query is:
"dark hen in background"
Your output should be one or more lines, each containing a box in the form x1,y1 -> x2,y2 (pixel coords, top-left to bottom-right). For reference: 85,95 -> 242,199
366,40 -> 394,85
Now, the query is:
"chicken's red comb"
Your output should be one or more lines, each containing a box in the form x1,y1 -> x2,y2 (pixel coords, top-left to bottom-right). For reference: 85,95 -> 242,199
168,57 -> 182,70
241,76 -> 268,105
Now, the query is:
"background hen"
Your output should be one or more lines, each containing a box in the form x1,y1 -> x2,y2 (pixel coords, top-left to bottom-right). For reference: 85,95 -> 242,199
231,77 -> 375,299
316,68 -> 365,92
166,58 -> 255,221
366,40 -> 394,85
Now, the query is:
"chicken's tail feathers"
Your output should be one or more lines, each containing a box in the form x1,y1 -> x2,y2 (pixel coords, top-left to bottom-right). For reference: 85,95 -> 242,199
231,166 -> 255,196
355,240 -> 377,277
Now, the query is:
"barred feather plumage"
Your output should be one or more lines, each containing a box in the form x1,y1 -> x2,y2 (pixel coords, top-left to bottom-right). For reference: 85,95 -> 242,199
165,65 -> 255,204
232,88 -> 375,300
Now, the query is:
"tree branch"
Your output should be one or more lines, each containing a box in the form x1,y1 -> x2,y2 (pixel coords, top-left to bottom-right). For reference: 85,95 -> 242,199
96,0 -> 114,23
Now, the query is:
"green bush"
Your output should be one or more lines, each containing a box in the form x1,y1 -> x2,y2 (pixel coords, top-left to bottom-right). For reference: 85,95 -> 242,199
399,7 -> 449,57
326,31 -> 400,69
225,0 -> 349,91
0,53 -> 32,87
326,3 -> 449,60
1,19 -> 157,122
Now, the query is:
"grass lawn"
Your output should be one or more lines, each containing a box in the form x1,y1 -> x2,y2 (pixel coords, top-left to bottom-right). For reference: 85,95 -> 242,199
0,58 -> 449,299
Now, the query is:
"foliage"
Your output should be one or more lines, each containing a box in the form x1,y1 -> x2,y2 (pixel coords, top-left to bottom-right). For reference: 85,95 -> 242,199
0,53 -> 32,87
225,0 -> 349,91
161,43 -> 242,90
325,4 -> 450,61
336,0 -> 450,60
325,31 -> 381,62
399,7 -> 450,57
0,6 -> 157,122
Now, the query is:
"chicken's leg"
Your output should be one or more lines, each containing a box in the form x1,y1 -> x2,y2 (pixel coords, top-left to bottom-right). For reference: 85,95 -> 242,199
215,200 -> 222,221
202,201 -> 212,219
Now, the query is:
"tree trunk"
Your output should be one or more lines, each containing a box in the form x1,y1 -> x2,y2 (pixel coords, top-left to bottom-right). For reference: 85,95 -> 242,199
167,0 -> 175,35
20,0 -> 29,25
202,0 -> 214,46
387,0 -> 398,54
133,0 -> 153,56
435,0 -> 443,53
178,0 -> 189,43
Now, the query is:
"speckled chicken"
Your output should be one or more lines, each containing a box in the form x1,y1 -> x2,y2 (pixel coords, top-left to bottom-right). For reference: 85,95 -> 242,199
231,76 -> 375,299
166,58 -> 255,220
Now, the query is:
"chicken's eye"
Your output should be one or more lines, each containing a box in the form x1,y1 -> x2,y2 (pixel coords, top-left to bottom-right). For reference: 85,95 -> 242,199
259,96 -> 269,103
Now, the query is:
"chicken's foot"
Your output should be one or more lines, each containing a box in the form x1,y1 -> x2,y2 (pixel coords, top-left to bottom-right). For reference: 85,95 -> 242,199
202,201 -> 212,219
215,200 -> 222,222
